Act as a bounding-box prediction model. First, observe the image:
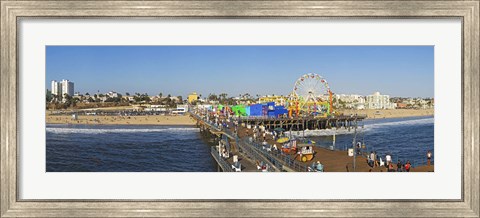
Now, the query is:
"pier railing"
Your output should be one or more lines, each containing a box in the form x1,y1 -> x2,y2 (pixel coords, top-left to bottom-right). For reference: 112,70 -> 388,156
210,146 -> 234,172
192,113 -> 276,172
222,128 -> 308,172
191,113 -> 222,132
235,139 -> 276,172
244,138 -> 309,172
237,114 -> 367,122
221,128 -> 276,172
192,112 -> 309,172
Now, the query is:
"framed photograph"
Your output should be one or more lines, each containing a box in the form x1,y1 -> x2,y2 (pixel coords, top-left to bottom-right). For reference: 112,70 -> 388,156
1,0 -> 478,217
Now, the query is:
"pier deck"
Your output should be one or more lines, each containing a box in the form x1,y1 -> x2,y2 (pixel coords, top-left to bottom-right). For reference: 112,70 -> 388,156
192,113 -> 319,172
190,112 -> 433,172
211,145 -> 259,172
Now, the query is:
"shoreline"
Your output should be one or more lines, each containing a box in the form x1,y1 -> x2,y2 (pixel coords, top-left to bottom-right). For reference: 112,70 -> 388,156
46,114 -> 197,126
46,122 -> 196,126
365,114 -> 433,120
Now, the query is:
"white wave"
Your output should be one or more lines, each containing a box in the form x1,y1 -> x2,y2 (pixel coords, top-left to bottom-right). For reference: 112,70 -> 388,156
366,117 -> 433,129
285,117 -> 433,137
46,127 -> 200,134
286,128 -> 355,137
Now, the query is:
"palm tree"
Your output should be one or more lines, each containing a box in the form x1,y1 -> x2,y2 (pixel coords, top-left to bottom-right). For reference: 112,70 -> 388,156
144,97 -> 151,103
46,91 -> 53,103
219,93 -> 228,102
208,93 -> 218,102
63,94 -> 72,107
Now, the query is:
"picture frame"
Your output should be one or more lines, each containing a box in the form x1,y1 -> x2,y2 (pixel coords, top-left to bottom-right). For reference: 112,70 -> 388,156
1,0 -> 478,217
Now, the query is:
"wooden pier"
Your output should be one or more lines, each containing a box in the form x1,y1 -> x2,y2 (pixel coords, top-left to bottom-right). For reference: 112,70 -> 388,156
194,114 -> 280,172
190,112 -> 435,173
238,115 -> 366,131
191,113 -> 365,172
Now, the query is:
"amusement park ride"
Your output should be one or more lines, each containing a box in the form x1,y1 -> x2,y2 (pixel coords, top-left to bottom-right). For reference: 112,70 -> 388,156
210,73 -> 334,118
287,73 -> 334,117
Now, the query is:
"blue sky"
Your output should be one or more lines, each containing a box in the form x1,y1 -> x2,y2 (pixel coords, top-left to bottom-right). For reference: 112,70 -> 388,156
46,46 -> 434,98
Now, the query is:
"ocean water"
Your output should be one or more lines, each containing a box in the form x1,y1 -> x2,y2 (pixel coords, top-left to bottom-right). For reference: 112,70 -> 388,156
46,116 -> 434,172
46,125 -> 217,172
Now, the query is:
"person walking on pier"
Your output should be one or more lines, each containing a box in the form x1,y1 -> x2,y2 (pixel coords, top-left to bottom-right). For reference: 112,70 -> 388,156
388,162 -> 394,172
427,150 -> 432,166
356,142 -> 361,155
273,144 -> 278,153
386,153 -> 392,166
369,151 -> 375,168
405,160 -> 411,172
397,160 -> 403,172
316,161 -> 324,172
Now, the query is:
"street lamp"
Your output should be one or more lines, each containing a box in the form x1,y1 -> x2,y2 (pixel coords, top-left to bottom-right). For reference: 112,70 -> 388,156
352,117 -> 358,172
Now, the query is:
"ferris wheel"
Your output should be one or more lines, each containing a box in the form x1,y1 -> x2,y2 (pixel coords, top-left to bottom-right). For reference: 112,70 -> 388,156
291,73 -> 333,115
293,73 -> 331,102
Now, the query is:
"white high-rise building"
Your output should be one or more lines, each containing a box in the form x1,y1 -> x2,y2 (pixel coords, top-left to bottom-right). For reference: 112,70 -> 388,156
366,92 -> 395,109
51,80 -> 62,97
60,79 -> 74,97
51,79 -> 74,98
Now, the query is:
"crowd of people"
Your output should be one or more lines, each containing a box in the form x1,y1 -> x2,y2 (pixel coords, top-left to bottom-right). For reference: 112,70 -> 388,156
196,109 -> 434,173
367,150 -> 432,172
367,151 -> 411,172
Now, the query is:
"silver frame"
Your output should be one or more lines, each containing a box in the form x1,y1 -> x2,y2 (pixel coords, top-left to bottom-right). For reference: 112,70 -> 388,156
1,1 -> 478,217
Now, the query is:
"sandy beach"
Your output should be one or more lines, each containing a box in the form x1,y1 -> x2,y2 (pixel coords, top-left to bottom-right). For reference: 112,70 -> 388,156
338,108 -> 433,119
46,113 -> 196,125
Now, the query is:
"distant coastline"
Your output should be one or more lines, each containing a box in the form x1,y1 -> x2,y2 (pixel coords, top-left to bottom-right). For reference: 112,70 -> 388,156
337,108 -> 433,119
